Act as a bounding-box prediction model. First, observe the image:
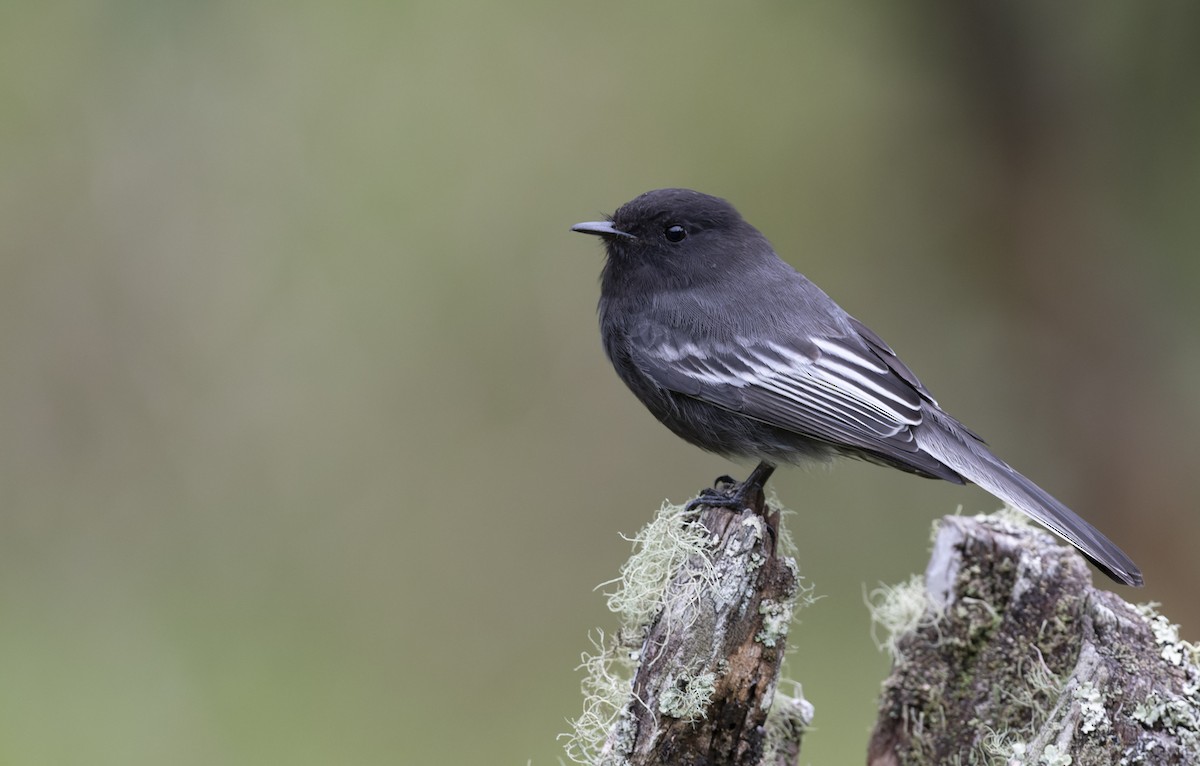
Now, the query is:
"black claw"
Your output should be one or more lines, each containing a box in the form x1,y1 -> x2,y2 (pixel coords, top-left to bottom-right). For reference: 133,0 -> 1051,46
694,475 -> 736,500
685,461 -> 778,514
684,487 -> 732,513
686,491 -> 755,513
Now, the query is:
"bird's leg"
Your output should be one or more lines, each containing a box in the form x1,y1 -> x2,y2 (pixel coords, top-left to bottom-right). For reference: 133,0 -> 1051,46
742,461 -> 776,494
685,461 -> 777,513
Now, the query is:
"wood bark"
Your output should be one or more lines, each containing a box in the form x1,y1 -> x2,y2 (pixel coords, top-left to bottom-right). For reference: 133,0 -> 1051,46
869,514 -> 1200,765
579,492 -> 1195,765
600,484 -> 810,766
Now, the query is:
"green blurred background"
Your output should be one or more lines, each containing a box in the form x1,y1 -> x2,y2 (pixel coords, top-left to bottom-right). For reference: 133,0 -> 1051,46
2,2 -> 1198,763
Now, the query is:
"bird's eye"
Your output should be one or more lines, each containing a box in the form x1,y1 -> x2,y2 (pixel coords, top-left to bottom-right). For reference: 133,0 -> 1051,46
664,225 -> 687,243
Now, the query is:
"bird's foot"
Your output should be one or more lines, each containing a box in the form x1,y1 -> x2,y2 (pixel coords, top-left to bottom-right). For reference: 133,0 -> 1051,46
684,462 -> 777,514
682,475 -> 738,510
684,486 -> 740,513
684,484 -> 758,513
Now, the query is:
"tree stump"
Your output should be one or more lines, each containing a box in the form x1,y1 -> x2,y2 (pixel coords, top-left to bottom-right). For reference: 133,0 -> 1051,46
869,513 -> 1200,765
568,495 -> 1196,765
566,483 -> 812,766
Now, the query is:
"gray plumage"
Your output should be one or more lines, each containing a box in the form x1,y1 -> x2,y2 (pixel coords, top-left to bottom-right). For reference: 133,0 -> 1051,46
573,188 -> 1142,587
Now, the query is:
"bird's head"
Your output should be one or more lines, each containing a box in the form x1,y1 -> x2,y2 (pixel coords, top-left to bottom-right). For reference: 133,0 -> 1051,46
572,188 -> 770,292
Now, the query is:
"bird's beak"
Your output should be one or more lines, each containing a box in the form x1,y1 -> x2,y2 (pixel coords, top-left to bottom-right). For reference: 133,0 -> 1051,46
571,221 -> 635,239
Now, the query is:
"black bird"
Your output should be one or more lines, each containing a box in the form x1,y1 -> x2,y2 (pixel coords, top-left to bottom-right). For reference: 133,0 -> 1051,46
572,188 -> 1142,587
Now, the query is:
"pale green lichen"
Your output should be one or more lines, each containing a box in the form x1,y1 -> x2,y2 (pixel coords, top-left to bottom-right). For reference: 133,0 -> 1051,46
603,502 -> 715,631
983,729 -> 1024,762
562,629 -> 638,765
658,670 -> 717,721
563,501 -> 716,765
1125,687 -> 1200,763
988,740 -> 1075,766
1135,602 -> 1200,668
1039,743 -> 1073,765
764,491 -> 800,558
761,684 -> 814,763
867,574 -> 932,662
974,656 -> 1066,762
1024,656 -> 1066,711
756,598 -> 793,647
1073,681 -> 1109,734
748,550 -> 766,571
1130,690 -> 1200,733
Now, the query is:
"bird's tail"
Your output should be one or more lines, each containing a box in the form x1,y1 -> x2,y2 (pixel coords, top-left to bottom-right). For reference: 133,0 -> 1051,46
916,408 -> 1142,587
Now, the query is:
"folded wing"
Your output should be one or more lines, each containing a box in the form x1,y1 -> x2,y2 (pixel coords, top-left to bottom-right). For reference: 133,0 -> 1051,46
630,322 -> 964,482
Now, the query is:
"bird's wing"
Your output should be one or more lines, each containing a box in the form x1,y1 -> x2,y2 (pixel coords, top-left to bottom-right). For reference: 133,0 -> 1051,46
846,316 -> 935,404
630,323 -> 964,481
847,315 -> 987,445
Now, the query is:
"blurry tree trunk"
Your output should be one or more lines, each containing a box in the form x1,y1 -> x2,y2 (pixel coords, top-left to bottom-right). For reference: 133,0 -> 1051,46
941,0 -> 1193,597
868,514 -> 1200,765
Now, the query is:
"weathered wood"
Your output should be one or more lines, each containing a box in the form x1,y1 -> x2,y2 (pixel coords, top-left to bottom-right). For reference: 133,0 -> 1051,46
869,513 -> 1200,765
596,484 -> 809,766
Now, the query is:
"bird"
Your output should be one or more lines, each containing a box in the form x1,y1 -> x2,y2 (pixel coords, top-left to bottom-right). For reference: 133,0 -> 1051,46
571,188 -> 1142,587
